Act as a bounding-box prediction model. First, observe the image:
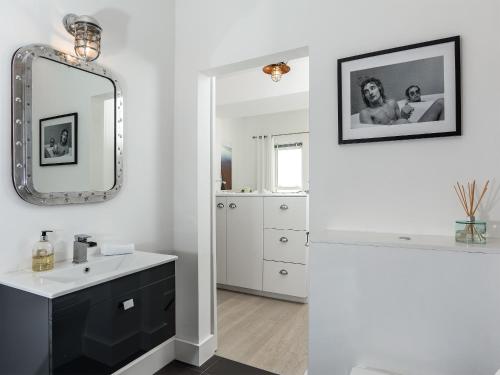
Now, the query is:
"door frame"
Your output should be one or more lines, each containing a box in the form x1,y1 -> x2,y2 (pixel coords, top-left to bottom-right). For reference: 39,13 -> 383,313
206,46 -> 310,352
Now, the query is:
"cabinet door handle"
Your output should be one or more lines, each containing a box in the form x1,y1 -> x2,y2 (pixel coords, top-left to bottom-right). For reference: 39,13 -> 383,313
229,203 -> 237,209
280,204 -> 288,210
217,203 -> 224,208
279,236 -> 288,243
279,269 -> 288,276
121,298 -> 135,311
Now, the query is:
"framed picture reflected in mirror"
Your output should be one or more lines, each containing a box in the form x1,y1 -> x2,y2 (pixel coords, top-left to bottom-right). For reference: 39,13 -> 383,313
39,113 -> 78,166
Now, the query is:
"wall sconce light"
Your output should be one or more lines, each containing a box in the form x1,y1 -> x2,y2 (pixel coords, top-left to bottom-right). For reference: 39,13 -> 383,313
263,62 -> 290,82
63,14 -> 102,62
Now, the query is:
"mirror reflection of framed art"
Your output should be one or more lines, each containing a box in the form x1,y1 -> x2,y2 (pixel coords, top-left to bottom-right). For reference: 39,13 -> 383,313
39,113 -> 78,167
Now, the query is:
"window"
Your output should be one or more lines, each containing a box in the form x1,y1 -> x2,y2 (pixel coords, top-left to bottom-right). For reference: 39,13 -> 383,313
275,143 -> 303,191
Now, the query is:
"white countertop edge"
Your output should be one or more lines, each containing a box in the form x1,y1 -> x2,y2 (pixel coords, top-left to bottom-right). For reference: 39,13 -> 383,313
311,230 -> 500,255
215,192 -> 308,197
0,252 -> 178,299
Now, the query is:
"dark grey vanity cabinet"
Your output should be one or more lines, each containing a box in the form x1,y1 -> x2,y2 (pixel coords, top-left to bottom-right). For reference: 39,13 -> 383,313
0,262 -> 175,375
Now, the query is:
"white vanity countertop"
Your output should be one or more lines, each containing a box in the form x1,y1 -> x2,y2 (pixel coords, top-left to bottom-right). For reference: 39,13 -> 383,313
312,229 -> 500,254
216,192 -> 308,197
0,251 -> 177,299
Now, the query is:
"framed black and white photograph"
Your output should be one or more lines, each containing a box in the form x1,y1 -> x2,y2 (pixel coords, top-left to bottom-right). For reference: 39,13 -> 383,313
338,36 -> 461,144
39,113 -> 78,166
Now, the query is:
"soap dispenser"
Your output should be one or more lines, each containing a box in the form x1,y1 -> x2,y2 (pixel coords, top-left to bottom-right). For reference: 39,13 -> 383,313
32,230 -> 54,272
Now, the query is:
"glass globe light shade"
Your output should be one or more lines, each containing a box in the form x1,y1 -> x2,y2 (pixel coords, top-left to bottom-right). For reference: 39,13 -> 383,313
73,21 -> 101,62
271,65 -> 282,82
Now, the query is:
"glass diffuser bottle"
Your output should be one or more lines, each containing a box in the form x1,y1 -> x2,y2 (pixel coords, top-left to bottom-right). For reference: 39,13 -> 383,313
453,180 -> 489,244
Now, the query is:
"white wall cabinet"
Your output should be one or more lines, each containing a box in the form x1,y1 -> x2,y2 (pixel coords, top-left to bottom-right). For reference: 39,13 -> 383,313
216,196 -> 227,284
226,196 -> 263,290
216,194 -> 308,301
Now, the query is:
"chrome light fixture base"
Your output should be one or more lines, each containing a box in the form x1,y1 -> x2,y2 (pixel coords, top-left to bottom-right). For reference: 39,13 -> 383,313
63,14 -> 102,35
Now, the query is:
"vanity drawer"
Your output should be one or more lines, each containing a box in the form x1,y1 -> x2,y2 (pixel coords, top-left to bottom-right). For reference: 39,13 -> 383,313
52,277 -> 175,371
264,229 -> 307,264
264,197 -> 308,230
52,262 -> 175,316
263,261 -> 307,298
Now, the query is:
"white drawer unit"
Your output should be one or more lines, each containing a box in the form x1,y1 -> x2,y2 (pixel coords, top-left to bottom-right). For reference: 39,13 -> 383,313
264,229 -> 307,264
264,196 -> 308,230
216,194 -> 308,301
263,260 -> 307,298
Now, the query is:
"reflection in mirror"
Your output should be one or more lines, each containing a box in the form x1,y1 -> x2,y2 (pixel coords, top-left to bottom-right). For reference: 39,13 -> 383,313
32,58 -> 115,193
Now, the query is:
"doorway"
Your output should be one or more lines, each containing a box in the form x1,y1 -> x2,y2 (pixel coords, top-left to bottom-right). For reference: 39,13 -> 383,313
211,51 -> 310,375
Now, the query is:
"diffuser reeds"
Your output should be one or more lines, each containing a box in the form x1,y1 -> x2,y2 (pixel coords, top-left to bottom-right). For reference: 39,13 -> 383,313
453,180 -> 489,220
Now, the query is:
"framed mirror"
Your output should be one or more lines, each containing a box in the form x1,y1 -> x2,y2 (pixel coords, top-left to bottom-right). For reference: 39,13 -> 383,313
11,44 -> 123,205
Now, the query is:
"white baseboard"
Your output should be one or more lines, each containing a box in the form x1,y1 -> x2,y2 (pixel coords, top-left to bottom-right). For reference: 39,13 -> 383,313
112,337 -> 176,375
111,335 -> 217,374
218,283 -> 308,304
175,334 -> 217,367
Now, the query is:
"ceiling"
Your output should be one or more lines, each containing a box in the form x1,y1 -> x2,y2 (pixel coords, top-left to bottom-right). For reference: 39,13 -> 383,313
216,56 -> 309,118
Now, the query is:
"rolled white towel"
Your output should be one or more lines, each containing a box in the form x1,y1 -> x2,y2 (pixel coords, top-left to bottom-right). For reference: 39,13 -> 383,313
101,243 -> 135,256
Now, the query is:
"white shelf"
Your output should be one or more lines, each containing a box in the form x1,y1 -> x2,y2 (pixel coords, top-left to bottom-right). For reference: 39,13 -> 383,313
312,229 -> 500,255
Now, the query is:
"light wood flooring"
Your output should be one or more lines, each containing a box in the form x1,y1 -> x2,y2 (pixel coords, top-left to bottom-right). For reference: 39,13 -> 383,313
216,289 -> 308,375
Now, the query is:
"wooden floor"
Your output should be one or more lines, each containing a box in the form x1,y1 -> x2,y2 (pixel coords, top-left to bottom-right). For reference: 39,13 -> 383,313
216,289 -> 308,375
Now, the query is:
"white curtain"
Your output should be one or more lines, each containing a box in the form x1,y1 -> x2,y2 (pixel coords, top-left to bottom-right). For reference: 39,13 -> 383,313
254,135 -> 274,193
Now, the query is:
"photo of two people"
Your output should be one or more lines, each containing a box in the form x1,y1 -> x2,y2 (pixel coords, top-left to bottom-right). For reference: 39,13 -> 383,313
351,56 -> 445,128
338,36 -> 460,144
39,112 -> 78,166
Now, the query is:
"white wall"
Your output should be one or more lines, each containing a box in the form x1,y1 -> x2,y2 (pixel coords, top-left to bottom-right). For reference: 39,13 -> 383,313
309,1 -> 500,237
174,0 -> 500,373
215,110 -> 309,192
310,242 -> 500,375
1,0 -> 174,272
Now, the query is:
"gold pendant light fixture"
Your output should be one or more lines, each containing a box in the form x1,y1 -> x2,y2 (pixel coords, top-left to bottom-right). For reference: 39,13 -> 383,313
63,14 -> 102,62
263,62 -> 290,82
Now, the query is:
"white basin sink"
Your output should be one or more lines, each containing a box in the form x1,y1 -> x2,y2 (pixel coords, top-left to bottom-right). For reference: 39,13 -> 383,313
0,251 -> 177,298
39,256 -> 132,283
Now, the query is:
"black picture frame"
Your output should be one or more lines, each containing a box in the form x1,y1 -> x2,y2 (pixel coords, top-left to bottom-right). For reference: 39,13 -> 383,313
39,112 -> 78,166
338,36 -> 461,144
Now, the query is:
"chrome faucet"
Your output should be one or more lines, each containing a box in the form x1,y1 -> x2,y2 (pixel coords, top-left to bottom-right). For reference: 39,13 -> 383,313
73,234 -> 97,264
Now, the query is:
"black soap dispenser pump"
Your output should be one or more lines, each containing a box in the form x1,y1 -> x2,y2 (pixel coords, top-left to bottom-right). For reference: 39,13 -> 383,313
32,230 -> 54,272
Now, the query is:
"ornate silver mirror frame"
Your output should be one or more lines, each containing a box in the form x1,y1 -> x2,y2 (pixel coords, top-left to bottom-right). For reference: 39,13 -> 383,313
11,44 -> 123,205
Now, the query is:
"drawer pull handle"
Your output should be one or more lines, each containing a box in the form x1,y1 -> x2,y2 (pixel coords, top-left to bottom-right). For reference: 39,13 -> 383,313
279,236 -> 288,243
280,204 -> 288,210
163,297 -> 175,312
217,203 -> 224,208
229,203 -> 237,209
279,269 -> 288,276
121,298 -> 135,311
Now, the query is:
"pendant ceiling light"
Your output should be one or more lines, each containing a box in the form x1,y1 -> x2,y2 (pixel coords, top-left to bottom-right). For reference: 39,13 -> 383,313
263,62 -> 290,82
63,14 -> 102,62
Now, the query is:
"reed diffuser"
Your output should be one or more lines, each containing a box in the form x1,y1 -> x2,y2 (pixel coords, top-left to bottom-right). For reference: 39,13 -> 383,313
453,180 -> 489,244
